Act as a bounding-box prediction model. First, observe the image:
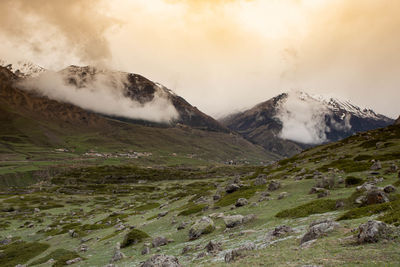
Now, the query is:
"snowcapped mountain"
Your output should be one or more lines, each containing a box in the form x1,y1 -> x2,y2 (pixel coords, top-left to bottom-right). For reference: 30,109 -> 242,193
220,91 -> 394,157
0,59 -> 45,77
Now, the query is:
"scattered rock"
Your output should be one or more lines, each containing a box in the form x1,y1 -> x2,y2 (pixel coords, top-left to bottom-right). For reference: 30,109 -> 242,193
335,200 -> 345,209
177,221 -> 188,231
356,182 -> 377,192
34,208 -> 40,213
110,243 -> 126,263
299,239 -> 317,249
384,185 -> 396,193
300,220 -> 339,244
181,245 -> 192,255
158,211 -> 168,218
278,192 -> 288,200
152,236 -> 172,247
371,160 -> 382,170
316,177 -> 335,189
235,198 -> 248,207
390,164 -> 398,173
268,180 -> 281,191
205,240 -> 222,254
223,214 -> 256,228
272,225 -> 293,237
213,194 -> 221,201
225,184 -> 240,193
254,176 -> 267,186
365,190 -> 389,205
317,190 -> 330,198
139,254 -> 182,267
141,246 -> 151,255
69,229 -> 79,238
224,242 -> 256,263
357,220 -> 391,243
188,217 -> 215,240
66,257 -> 82,265
196,252 -> 207,259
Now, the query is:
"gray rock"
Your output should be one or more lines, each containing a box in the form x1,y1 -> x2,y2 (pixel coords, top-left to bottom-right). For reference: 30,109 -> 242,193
177,221 -> 188,230
224,242 -> 256,263
223,214 -> 256,228
278,192 -> 288,200
152,236 -> 171,247
357,220 -> 391,243
317,190 -> 330,198
272,225 -> 293,237
365,190 -> 389,205
205,240 -> 222,254
66,257 -> 82,265
235,198 -> 248,207
141,246 -> 151,255
268,180 -> 281,191
213,194 -> 221,201
356,182 -> 377,192
110,243 -> 125,263
300,220 -> 339,244
181,245 -> 192,255
158,211 -> 168,218
254,176 -> 267,186
188,217 -> 214,240
371,160 -> 382,170
390,164 -> 399,173
139,255 -> 182,267
225,184 -> 240,193
335,200 -> 345,208
384,185 -> 396,193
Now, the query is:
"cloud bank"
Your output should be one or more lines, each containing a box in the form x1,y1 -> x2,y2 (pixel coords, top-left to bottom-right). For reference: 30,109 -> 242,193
19,70 -> 179,123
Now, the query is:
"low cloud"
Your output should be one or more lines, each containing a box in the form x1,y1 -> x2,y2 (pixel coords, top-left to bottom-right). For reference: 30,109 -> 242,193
275,92 -> 352,144
19,69 -> 179,123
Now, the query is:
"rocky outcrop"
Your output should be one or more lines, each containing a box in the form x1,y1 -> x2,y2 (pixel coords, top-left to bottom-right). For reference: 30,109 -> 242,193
300,220 -> 339,244
357,220 -> 391,243
139,255 -> 182,267
188,217 -> 215,240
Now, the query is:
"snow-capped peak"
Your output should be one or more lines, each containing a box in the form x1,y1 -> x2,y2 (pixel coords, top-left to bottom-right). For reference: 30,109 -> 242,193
0,59 -> 46,77
286,91 -> 388,121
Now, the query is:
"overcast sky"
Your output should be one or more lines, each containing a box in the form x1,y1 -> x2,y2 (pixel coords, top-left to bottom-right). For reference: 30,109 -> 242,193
0,0 -> 399,118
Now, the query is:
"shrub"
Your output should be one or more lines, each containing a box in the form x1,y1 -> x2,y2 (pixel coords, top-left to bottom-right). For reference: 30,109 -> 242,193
121,229 -> 149,248
178,203 -> 206,216
345,176 -> 364,187
215,186 -> 258,207
275,199 -> 337,218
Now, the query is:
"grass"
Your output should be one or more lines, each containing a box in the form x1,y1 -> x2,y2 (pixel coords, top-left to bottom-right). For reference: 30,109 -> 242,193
0,241 -> 50,267
215,186 -> 260,207
178,202 -> 206,216
275,199 -> 337,218
345,176 -> 364,187
30,248 -> 81,266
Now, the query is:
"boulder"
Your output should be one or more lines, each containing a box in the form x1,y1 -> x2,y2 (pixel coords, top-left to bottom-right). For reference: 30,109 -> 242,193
278,192 -> 288,200
224,242 -> 256,263
384,185 -> 396,193
141,246 -> 151,255
223,214 -> 256,228
181,245 -> 192,255
205,240 -> 222,254
300,220 -> 339,244
371,160 -> 382,170
213,194 -> 221,201
110,242 -> 126,263
152,236 -> 172,248
268,180 -> 281,191
254,176 -> 267,186
157,211 -> 168,218
356,182 -> 377,192
390,164 -> 399,173
177,221 -> 188,230
188,217 -> 215,240
365,190 -> 389,205
272,225 -> 293,237
317,190 -> 330,198
139,255 -> 182,267
66,257 -> 82,265
357,220 -> 391,243
225,184 -> 240,193
235,198 -> 248,207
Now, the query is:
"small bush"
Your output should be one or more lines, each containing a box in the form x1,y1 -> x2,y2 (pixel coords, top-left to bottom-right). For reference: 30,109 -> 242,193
275,199 -> 337,218
178,203 -> 206,216
345,176 -> 364,187
135,203 -> 160,211
121,229 -> 149,248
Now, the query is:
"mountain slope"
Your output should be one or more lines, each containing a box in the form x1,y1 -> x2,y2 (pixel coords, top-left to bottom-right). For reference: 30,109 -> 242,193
0,66 -> 279,168
221,92 -> 394,157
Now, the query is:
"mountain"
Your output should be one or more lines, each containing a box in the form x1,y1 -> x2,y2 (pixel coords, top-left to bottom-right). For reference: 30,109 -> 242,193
0,66 -> 279,167
220,91 -> 394,157
395,116 -> 400,125
0,59 -> 45,77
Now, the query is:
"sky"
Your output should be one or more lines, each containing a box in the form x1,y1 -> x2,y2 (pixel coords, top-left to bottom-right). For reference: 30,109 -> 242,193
0,0 -> 399,118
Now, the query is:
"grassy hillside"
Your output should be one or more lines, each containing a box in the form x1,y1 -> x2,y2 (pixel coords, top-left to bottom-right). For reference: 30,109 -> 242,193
0,123 -> 399,266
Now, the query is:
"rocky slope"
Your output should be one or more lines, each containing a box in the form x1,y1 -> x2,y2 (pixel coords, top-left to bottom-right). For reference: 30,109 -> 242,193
221,92 -> 394,157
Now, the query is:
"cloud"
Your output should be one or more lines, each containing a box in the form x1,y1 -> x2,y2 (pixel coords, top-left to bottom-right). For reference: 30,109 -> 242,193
19,69 -> 179,123
0,0 -> 118,65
